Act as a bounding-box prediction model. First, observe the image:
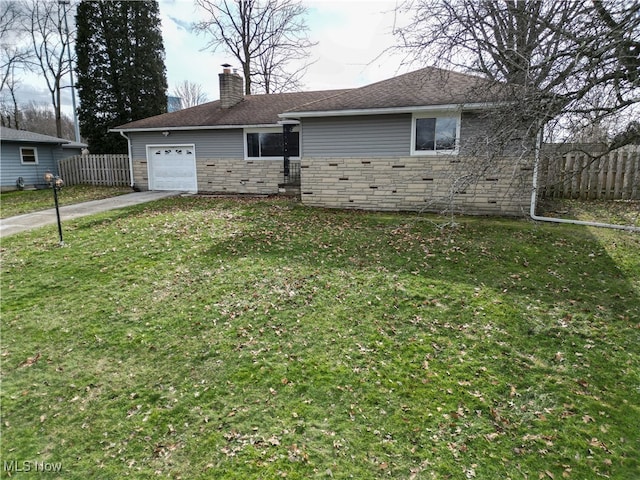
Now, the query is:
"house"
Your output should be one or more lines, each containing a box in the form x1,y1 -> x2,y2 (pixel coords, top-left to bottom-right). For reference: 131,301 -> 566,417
0,126 -> 87,191
112,66 -> 535,216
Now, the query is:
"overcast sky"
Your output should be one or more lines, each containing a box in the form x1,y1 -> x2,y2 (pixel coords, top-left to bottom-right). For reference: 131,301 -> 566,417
162,0 -> 411,98
17,0 -> 413,116
160,0 -> 412,100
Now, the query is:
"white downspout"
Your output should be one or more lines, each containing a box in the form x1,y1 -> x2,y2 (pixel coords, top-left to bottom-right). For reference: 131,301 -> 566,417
529,128 -> 640,233
119,130 -> 135,189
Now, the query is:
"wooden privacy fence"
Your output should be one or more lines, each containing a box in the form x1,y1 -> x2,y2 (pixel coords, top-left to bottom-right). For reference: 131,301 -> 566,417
58,154 -> 130,187
538,147 -> 640,200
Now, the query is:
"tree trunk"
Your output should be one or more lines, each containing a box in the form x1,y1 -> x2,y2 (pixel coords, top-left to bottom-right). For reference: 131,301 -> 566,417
55,82 -> 62,138
243,60 -> 252,95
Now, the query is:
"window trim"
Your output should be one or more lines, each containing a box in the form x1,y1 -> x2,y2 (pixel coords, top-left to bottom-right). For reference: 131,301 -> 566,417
243,127 -> 300,160
20,146 -> 39,164
410,112 -> 461,156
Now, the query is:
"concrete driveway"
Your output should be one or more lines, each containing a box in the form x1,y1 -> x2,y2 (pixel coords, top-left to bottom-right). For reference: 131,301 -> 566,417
0,191 -> 181,238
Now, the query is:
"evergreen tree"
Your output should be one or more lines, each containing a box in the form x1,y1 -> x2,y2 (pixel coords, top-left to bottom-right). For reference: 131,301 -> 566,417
75,0 -> 167,153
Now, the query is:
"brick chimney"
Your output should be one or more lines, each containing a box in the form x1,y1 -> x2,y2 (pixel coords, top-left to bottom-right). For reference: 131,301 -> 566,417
219,64 -> 244,109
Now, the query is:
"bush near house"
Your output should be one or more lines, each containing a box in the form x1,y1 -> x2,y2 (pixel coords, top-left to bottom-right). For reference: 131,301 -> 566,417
1,197 -> 638,479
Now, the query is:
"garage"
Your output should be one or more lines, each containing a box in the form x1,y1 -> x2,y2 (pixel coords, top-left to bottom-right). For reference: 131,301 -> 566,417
147,145 -> 197,192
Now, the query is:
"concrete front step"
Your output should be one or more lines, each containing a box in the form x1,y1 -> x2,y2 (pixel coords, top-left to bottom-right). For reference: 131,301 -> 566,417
278,184 -> 301,198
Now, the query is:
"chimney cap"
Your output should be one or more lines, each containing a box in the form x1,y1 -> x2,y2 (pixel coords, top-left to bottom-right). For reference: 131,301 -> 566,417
221,63 -> 232,68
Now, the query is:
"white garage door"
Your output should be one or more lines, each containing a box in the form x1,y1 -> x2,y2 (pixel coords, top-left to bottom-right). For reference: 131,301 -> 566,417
147,145 -> 197,192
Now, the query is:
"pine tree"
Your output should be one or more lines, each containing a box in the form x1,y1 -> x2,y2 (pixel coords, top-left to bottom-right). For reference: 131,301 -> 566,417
75,0 -> 167,153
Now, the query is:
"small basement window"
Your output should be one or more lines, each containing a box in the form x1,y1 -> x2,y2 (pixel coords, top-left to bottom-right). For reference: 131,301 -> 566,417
411,113 -> 460,155
20,147 -> 38,164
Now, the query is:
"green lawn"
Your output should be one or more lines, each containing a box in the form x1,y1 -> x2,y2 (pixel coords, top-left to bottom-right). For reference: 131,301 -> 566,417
538,199 -> 640,228
1,197 -> 638,479
0,185 -> 133,218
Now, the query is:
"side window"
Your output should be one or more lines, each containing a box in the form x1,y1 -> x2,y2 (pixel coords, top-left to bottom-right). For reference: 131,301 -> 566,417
412,114 -> 459,155
20,147 -> 38,164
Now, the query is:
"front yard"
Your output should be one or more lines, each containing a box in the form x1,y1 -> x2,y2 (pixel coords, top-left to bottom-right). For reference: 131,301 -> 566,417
1,197 -> 638,479
0,185 -> 132,219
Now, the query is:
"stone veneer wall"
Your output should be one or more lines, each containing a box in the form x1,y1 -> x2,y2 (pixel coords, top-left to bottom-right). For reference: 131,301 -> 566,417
196,158 -> 283,194
132,159 -> 149,190
132,158 -> 283,194
300,156 -> 534,216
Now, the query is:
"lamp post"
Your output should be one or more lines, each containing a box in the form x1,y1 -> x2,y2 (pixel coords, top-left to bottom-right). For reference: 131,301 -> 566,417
59,0 -> 81,143
44,172 -> 65,246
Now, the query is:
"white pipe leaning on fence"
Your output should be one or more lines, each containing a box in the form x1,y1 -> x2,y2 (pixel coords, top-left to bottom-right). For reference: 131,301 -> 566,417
529,129 -> 640,233
119,131 -> 135,189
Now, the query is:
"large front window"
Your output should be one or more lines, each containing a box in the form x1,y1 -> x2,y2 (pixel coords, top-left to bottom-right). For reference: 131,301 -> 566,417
245,128 -> 299,159
412,114 -> 459,155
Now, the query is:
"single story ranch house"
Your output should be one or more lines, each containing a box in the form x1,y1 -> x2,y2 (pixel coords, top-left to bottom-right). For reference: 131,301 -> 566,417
112,66 -> 535,216
0,126 -> 86,191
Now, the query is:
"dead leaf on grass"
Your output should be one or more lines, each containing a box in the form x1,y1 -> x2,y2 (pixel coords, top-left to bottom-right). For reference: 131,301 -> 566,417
18,352 -> 41,368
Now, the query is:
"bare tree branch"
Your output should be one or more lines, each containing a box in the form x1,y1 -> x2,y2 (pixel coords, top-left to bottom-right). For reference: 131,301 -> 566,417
194,0 -> 316,94
172,80 -> 209,108
21,0 -> 74,138
0,0 -> 30,92
394,0 -> 640,150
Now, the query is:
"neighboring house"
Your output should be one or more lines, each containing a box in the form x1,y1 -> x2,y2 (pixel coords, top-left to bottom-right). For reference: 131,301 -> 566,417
0,126 -> 87,191
112,66 -> 534,215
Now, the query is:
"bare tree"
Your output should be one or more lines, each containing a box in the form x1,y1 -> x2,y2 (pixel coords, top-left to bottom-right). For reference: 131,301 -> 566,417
20,100 -> 75,138
194,0 -> 316,94
172,80 -> 209,108
248,0 -> 315,93
22,0 -> 73,138
0,67 -> 21,129
394,0 -> 640,150
1,0 -> 30,93
391,0 -> 640,216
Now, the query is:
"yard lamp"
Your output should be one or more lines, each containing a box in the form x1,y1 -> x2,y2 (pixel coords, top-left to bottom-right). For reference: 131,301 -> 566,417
44,172 -> 65,246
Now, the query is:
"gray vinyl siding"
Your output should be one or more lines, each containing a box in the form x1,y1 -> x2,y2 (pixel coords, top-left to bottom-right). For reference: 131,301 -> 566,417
129,129 -> 244,159
0,142 -> 62,188
301,112 -> 493,159
301,115 -> 412,158
457,111 -> 536,157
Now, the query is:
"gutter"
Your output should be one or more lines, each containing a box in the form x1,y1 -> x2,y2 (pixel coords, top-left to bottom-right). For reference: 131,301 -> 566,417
110,123 -> 281,134
279,101 -> 514,119
119,131 -> 135,189
529,128 -> 640,233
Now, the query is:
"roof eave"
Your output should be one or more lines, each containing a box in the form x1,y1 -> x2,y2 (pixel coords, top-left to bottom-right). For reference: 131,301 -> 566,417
1,138 -> 70,145
279,101 -> 512,119
109,123 -> 282,133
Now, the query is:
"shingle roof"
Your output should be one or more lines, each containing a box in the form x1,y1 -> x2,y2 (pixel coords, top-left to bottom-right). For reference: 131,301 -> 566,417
284,67 -> 511,114
112,67 -> 513,131
0,126 -> 71,144
113,89 -> 350,130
